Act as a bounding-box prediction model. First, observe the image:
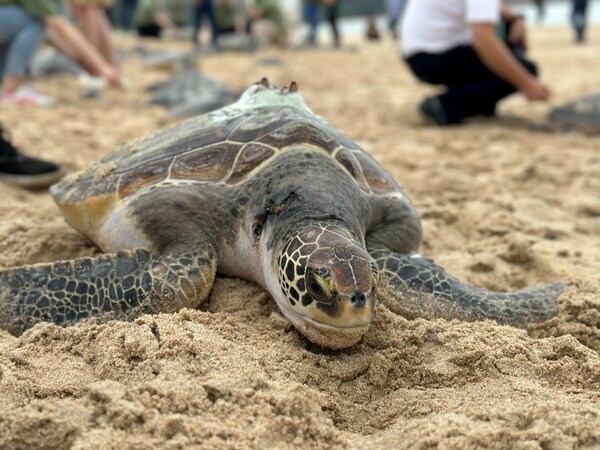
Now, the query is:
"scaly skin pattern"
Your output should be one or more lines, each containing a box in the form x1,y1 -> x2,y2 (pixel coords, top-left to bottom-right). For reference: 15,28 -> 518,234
370,248 -> 563,327
0,79 -> 564,346
0,247 -> 216,336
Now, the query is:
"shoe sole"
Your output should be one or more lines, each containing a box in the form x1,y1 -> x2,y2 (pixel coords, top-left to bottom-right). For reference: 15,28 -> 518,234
0,169 -> 65,190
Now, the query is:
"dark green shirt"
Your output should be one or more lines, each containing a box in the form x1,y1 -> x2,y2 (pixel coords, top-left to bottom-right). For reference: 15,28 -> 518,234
0,0 -> 61,19
215,1 -> 242,31
134,0 -> 187,27
253,0 -> 287,35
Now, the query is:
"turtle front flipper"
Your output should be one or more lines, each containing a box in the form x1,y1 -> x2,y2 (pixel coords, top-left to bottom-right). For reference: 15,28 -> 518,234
370,248 -> 563,327
0,246 -> 217,336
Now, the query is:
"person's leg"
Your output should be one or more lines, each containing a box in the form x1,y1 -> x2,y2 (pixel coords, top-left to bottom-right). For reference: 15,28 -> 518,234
123,0 -> 138,30
304,4 -> 318,45
72,6 -> 102,52
192,5 -> 201,45
72,5 -> 120,68
205,0 -> 219,46
327,3 -> 340,47
535,0 -> 545,23
137,24 -> 161,38
0,6 -> 42,76
0,7 -> 46,95
0,122 -> 64,189
572,0 -> 588,42
94,7 -> 120,67
407,46 -> 538,124
387,0 -> 402,39
366,16 -> 380,40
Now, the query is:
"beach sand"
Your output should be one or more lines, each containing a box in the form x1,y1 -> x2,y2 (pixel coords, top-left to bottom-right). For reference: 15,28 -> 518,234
1,26 -> 600,449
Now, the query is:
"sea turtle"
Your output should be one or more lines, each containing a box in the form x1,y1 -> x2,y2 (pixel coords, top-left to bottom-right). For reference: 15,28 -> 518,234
0,79 -> 563,348
145,69 -> 237,118
146,70 -> 231,108
539,92 -> 600,134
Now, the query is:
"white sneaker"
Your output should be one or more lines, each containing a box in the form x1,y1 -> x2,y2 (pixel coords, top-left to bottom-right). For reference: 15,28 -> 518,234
77,73 -> 107,91
0,86 -> 54,106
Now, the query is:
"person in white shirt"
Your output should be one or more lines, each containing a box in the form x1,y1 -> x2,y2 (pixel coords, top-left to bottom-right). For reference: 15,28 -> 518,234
401,0 -> 550,125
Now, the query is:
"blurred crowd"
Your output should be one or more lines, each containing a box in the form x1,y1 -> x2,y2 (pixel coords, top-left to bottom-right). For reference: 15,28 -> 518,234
0,0 -> 299,108
0,0 -> 595,188
0,0 -> 407,112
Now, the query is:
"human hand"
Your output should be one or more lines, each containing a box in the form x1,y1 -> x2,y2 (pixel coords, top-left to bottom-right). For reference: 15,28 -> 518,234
522,78 -> 550,101
508,17 -> 528,50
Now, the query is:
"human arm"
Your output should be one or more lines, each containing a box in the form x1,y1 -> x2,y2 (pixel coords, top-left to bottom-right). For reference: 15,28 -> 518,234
471,22 -> 549,100
43,15 -> 122,86
500,4 -> 528,49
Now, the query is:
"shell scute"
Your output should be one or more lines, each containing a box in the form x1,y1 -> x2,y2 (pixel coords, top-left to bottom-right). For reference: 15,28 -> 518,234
334,148 -> 369,191
228,107 -> 298,142
228,143 -> 275,184
103,114 -> 244,171
258,122 -> 338,153
352,151 -> 399,193
117,158 -> 170,198
172,142 -> 240,181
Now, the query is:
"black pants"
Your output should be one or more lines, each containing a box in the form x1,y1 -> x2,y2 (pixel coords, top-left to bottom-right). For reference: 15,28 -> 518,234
572,0 -> 589,41
137,24 -> 161,38
405,46 -> 537,124
327,4 -> 340,46
192,0 -> 218,46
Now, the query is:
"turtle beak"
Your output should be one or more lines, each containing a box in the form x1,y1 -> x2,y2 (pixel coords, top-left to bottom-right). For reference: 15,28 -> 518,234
290,291 -> 376,349
304,288 -> 376,330
330,289 -> 376,328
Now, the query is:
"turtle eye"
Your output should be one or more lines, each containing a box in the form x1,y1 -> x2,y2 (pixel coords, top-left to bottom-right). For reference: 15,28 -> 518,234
306,270 -> 331,302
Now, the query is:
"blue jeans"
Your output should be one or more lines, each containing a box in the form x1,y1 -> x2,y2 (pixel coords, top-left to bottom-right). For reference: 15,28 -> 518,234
0,6 -> 45,80
304,4 -> 318,44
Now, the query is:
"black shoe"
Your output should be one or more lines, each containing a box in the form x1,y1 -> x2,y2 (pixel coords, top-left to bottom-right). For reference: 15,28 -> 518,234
419,97 -> 450,126
0,124 -> 64,189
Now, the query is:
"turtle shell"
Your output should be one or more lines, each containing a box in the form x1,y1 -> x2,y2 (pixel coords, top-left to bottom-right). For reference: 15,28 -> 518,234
52,95 -> 400,230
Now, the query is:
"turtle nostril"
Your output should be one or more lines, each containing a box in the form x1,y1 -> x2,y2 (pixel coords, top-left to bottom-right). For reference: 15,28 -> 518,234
350,291 -> 367,308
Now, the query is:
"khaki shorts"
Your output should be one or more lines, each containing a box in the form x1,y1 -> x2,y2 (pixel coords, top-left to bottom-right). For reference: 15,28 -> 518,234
70,0 -> 114,7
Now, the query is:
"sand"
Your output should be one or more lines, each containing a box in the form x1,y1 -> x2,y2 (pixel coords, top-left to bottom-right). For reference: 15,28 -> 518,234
1,26 -> 600,449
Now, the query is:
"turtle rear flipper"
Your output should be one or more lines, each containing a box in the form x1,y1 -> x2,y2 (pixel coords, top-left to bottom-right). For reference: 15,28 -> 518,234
371,249 -> 563,326
0,247 -> 217,336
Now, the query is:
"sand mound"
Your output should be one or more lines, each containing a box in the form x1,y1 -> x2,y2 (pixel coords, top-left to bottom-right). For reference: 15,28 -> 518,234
1,27 -> 600,448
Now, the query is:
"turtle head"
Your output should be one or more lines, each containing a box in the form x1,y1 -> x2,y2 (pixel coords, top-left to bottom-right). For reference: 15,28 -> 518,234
235,78 -> 313,113
274,223 -> 379,349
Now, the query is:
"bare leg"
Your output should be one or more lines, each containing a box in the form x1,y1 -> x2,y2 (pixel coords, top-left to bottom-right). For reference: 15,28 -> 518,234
72,6 -> 119,68
2,75 -> 21,95
94,7 -> 120,67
